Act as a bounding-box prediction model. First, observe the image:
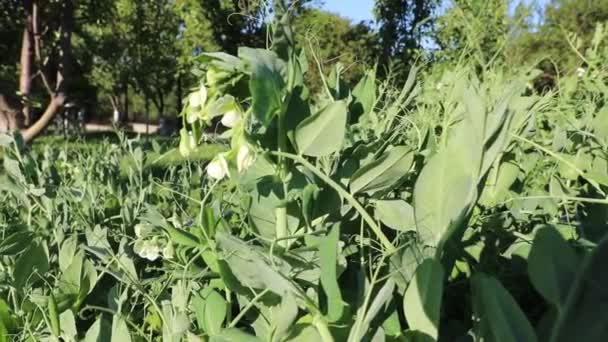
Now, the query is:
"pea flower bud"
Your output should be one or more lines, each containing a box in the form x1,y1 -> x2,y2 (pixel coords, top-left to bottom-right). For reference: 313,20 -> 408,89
188,85 -> 207,109
221,109 -> 241,128
237,144 -> 256,173
206,154 -> 229,180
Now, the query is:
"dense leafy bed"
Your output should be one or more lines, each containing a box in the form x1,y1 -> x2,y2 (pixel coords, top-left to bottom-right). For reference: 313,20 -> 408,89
2,13 -> 608,342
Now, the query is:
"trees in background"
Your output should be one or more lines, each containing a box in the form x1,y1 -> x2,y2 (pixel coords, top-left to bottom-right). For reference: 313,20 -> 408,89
293,8 -> 377,94
510,0 -> 608,74
2,0 -> 607,142
374,0 -> 439,66
0,0 -> 76,142
435,0 -> 509,66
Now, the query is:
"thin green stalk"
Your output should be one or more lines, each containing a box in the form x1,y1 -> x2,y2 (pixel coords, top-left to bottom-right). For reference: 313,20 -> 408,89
512,133 -> 606,197
313,315 -> 335,342
270,151 -> 396,253
275,206 -> 288,248
228,288 -> 270,328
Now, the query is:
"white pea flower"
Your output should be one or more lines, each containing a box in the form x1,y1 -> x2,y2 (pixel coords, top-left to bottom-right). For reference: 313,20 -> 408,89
206,154 -> 229,180
576,67 -> 586,77
188,131 -> 197,149
237,144 -> 256,173
134,223 -> 153,239
188,85 -> 207,109
134,240 -> 161,261
221,109 -> 241,128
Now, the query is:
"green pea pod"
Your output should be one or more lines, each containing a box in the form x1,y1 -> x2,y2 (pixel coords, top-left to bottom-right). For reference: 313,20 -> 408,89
165,225 -> 201,248
47,293 -> 60,337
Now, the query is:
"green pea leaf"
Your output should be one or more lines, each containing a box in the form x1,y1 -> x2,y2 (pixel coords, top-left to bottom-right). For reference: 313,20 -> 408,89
351,68 -> 376,119
403,258 -> 444,339
549,233 -> 608,342
374,199 -> 416,232
295,100 -> 348,157
0,231 -> 35,255
349,146 -> 414,195
528,227 -> 580,309
210,328 -> 261,342
193,288 -> 227,335
471,273 -> 537,342
414,145 -> 477,247
13,242 -> 49,288
306,225 -> 345,322
239,47 -> 286,125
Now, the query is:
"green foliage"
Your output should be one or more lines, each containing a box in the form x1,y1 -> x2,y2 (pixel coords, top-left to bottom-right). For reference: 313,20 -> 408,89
3,2 -> 608,341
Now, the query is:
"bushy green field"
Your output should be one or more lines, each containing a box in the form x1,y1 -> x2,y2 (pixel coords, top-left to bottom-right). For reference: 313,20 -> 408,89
2,20 -> 608,342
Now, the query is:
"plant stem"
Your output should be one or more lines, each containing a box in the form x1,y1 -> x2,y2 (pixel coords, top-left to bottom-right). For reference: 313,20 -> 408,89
270,151 -> 396,254
276,95 -> 291,248
275,206 -> 288,248
512,133 -> 606,196
313,316 -> 335,342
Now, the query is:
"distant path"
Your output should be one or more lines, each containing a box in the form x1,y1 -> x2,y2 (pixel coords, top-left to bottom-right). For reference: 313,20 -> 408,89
85,122 -> 159,134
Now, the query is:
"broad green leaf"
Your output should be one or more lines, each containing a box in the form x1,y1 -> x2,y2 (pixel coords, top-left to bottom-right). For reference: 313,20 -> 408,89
59,250 -> 84,295
210,328 -> 261,342
374,199 -> 416,232
295,100 -> 347,157
348,279 -> 395,342
58,235 -> 78,272
389,245 -> 432,291
413,138 -> 477,247
60,310 -> 77,340
112,316 -> 131,342
0,231 -> 34,255
194,288 -> 227,335
549,234 -> 608,342
239,47 -> 286,125
3,157 -> 25,184
83,316 -> 111,342
350,146 -> 414,195
528,227 -> 580,308
404,259 -> 444,339
307,225 -> 345,322
0,319 -> 6,342
13,242 -> 49,288
0,299 -> 15,332
480,160 -> 519,205
351,68 -> 376,118
200,52 -> 242,72
471,273 -> 537,342
216,232 -> 298,299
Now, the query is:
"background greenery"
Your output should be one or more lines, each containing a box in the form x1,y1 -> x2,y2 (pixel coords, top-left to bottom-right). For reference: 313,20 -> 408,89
1,0 -> 606,121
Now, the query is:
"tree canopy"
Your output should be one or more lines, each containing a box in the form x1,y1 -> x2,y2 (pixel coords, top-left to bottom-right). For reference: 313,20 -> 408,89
1,0 -> 607,140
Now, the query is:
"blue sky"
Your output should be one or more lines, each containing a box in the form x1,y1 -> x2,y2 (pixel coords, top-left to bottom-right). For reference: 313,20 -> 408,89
320,0 -> 375,22
319,0 -> 551,23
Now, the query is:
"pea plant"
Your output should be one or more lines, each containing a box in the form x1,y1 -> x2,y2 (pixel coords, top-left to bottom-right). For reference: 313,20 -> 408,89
170,7 -> 608,342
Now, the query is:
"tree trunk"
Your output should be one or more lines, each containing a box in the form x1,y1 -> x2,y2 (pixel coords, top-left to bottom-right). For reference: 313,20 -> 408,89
145,95 -> 150,136
156,87 -> 164,120
21,0 -> 73,143
0,0 -> 73,142
177,73 -> 182,113
20,0 -> 34,126
0,94 -> 23,133
123,81 -> 129,121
